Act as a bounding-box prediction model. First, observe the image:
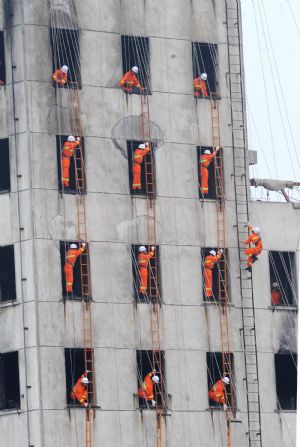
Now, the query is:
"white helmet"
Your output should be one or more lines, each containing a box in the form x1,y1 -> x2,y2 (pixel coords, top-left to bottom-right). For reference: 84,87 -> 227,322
70,243 -> 77,249
131,66 -> 138,74
139,246 -> 146,252
222,376 -> 230,385
138,144 -> 145,149
204,149 -> 211,155
272,282 -> 279,288
201,73 -> 207,81
209,250 -> 216,256
253,227 -> 261,235
152,375 -> 159,383
61,65 -> 69,73
67,135 -> 75,142
81,377 -> 89,385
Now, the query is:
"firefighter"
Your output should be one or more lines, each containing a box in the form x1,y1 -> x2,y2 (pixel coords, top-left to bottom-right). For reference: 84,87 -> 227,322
138,370 -> 159,406
242,226 -> 262,272
53,65 -> 68,85
204,249 -> 223,299
271,282 -> 281,306
200,146 -> 220,195
193,72 -> 208,98
64,242 -> 86,294
70,372 -> 89,407
61,135 -> 81,188
208,376 -> 230,410
119,66 -> 142,93
132,141 -> 150,190
138,245 -> 155,295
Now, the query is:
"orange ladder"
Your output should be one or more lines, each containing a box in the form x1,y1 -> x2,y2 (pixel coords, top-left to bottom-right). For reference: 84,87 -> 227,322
68,82 -> 95,447
210,95 -> 233,447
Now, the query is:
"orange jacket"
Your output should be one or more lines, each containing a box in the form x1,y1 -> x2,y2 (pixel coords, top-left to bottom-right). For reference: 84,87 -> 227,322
133,146 -> 150,165
138,250 -> 154,269
119,71 -> 141,89
271,289 -> 281,305
138,372 -> 155,400
204,252 -> 222,269
193,77 -> 207,93
70,373 -> 88,406
53,69 -> 68,84
65,246 -> 85,266
243,232 -> 262,251
62,140 -> 80,158
200,149 -> 218,168
208,379 -> 226,403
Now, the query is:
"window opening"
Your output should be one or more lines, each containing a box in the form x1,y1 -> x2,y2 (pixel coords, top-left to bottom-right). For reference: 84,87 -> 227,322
50,28 -> 81,87
275,353 -> 297,410
127,140 -> 155,197
56,135 -> 85,194
65,348 -> 94,407
132,245 -> 160,304
136,350 -> 164,409
198,146 -> 223,200
269,251 -> 296,306
0,32 -> 6,86
206,352 -> 234,409
60,241 -> 89,300
121,35 -> 150,94
0,245 -> 16,303
0,139 -> 10,192
192,42 -> 218,97
0,352 -> 20,410
201,247 -> 227,303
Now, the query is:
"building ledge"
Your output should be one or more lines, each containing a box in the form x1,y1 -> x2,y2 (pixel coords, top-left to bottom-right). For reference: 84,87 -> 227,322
274,409 -> 296,413
269,305 -> 298,312
201,301 -> 235,308
0,299 -> 18,308
0,408 -> 22,416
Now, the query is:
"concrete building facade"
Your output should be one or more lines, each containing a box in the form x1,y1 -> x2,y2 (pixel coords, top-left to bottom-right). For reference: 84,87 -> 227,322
0,0 -> 298,446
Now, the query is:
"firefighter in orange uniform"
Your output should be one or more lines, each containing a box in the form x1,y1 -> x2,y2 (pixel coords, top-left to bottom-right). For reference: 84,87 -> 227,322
242,226 -> 262,272
119,66 -> 142,93
271,282 -> 281,305
204,249 -> 223,299
53,65 -> 68,85
193,72 -> 208,98
70,372 -> 89,407
138,245 -> 155,295
138,370 -> 159,406
208,376 -> 230,410
64,243 -> 86,293
200,146 -> 220,195
132,142 -> 150,190
61,136 -> 81,188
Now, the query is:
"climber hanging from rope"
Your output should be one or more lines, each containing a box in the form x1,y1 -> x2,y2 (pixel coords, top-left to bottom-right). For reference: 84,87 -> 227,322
203,249 -> 223,299
242,226 -> 262,272
61,136 -> 81,188
138,370 -> 159,407
53,64 -> 69,86
194,72 -> 208,98
119,66 -> 142,94
64,242 -> 86,294
208,375 -> 230,410
200,146 -> 220,196
132,141 -> 150,191
138,245 -> 155,295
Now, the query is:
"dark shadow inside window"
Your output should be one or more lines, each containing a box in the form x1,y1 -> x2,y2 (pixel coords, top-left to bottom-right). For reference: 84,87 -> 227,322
201,247 -> 227,303
206,352 -> 234,409
0,352 -> 20,410
132,245 -> 160,304
60,241 -> 90,300
269,251 -> 296,306
192,42 -> 218,97
121,35 -> 150,94
127,140 -> 155,197
275,353 -> 297,410
0,139 -> 10,192
56,135 -> 86,194
0,32 -> 6,85
65,348 -> 94,406
0,245 -> 16,303
136,350 -> 165,409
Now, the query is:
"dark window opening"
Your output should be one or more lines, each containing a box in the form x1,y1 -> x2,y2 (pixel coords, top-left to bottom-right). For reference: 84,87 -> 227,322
275,353 -> 297,410
0,139 -> 10,192
60,241 -> 90,300
0,352 -> 20,410
207,352 -> 235,409
269,251 -> 297,306
192,42 -> 218,97
0,245 -> 16,303
127,140 -> 155,197
50,28 -> 81,88
198,146 -> 223,200
56,135 -> 86,194
121,35 -> 150,94
201,248 -> 227,303
65,348 -> 94,407
136,350 -> 165,409
0,32 -> 6,85
132,245 -> 160,304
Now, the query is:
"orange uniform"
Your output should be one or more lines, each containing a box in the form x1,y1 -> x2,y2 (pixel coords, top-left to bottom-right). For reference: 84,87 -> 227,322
204,251 -> 222,298
70,373 -> 88,407
193,77 -> 208,97
132,145 -> 150,190
119,71 -> 141,93
200,149 -> 218,195
208,379 -> 226,404
138,372 -> 155,401
243,231 -> 262,268
271,289 -> 281,305
53,69 -> 68,85
138,249 -> 154,294
64,245 -> 85,293
61,140 -> 80,187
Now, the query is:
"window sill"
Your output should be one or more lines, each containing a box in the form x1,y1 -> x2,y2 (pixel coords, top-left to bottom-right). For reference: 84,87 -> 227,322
0,408 -> 22,416
202,301 -> 234,308
269,305 -> 298,312
274,409 -> 296,413
0,299 -> 18,308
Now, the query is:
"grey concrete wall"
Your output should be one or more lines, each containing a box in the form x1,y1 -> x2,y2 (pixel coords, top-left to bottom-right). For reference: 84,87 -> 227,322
0,0 -> 298,446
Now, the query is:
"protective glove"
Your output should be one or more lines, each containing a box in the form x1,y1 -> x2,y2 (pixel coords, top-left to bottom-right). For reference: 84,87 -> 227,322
151,400 -> 156,407
151,245 -> 155,251
219,249 -> 223,254
223,403 -> 227,411
84,402 -> 88,408
82,242 -> 86,247
216,146 -> 220,151
76,137 -> 81,142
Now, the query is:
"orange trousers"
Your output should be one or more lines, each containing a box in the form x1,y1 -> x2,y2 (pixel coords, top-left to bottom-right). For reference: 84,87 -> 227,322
139,267 -> 148,294
62,156 -> 71,187
204,267 -> 213,297
201,167 -> 209,194
132,163 -> 141,190
64,263 -> 74,293
245,246 -> 262,267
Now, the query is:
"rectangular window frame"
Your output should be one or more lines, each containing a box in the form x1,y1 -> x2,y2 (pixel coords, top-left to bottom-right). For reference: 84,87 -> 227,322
127,140 -> 155,197
136,350 -> 165,409
197,146 -> 223,201
0,139 -> 10,193
0,31 -> 6,86
275,353 -> 297,410
65,348 -> 95,407
56,135 -> 86,194
201,247 -> 228,304
121,35 -> 151,94
269,251 -> 297,306
132,244 -> 161,304
60,241 -> 90,301
206,352 -> 235,410
0,351 -> 20,411
192,42 -> 218,98
0,245 -> 16,303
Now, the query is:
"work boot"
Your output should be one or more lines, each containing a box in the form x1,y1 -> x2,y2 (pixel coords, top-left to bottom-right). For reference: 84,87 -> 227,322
245,266 -> 252,272
252,255 -> 258,263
